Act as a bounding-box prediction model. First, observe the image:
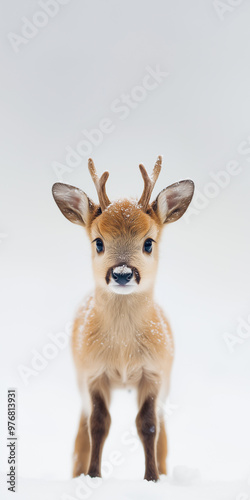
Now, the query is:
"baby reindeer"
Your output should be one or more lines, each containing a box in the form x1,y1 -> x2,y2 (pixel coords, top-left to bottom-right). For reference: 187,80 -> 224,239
52,157 -> 194,481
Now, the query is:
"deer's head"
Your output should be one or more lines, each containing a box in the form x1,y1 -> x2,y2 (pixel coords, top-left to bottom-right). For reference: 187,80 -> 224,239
52,157 -> 194,295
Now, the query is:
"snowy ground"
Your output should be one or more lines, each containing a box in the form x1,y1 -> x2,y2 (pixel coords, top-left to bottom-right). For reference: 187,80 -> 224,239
2,473 -> 250,500
1,382 -> 250,499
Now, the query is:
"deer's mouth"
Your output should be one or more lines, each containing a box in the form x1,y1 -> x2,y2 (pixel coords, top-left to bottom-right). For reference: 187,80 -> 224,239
105,264 -> 140,294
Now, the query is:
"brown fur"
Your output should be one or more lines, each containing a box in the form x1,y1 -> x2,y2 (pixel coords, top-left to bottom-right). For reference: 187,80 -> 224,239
71,200 -> 174,481
157,419 -> 168,475
52,158 -> 194,481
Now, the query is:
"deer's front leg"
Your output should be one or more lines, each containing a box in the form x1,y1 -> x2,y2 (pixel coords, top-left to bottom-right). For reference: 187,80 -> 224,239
136,377 -> 159,481
87,386 -> 111,478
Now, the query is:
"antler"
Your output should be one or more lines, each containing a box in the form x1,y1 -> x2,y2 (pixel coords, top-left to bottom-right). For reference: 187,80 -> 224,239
88,158 -> 111,211
138,155 -> 162,210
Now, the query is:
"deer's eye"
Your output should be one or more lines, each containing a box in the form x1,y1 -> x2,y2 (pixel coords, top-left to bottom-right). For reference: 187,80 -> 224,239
95,238 -> 104,253
143,238 -> 153,254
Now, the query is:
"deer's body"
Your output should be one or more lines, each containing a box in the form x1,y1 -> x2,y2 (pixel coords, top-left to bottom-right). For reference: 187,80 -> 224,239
52,158 -> 194,481
72,291 -> 173,398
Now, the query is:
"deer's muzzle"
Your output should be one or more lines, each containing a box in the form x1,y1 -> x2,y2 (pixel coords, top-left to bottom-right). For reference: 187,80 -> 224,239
105,264 -> 141,287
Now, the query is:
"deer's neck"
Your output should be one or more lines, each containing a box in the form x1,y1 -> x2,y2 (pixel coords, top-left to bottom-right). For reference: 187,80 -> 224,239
94,287 -> 154,334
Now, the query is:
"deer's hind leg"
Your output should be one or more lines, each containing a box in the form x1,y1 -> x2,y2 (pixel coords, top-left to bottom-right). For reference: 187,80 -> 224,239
73,412 -> 91,477
157,418 -> 167,475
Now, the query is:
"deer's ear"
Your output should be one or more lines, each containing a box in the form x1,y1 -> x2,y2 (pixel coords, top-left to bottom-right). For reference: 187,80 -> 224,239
52,183 -> 94,226
152,180 -> 194,224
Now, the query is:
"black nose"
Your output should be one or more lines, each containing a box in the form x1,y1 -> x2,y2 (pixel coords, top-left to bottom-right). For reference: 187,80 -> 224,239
112,269 -> 133,285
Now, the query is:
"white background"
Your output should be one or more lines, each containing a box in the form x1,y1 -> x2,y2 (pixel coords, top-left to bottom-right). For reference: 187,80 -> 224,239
0,0 -> 250,493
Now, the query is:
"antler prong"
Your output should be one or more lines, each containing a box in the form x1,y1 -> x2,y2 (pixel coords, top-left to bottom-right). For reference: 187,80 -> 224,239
151,155 -> 162,183
88,158 -> 111,211
138,155 -> 162,210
